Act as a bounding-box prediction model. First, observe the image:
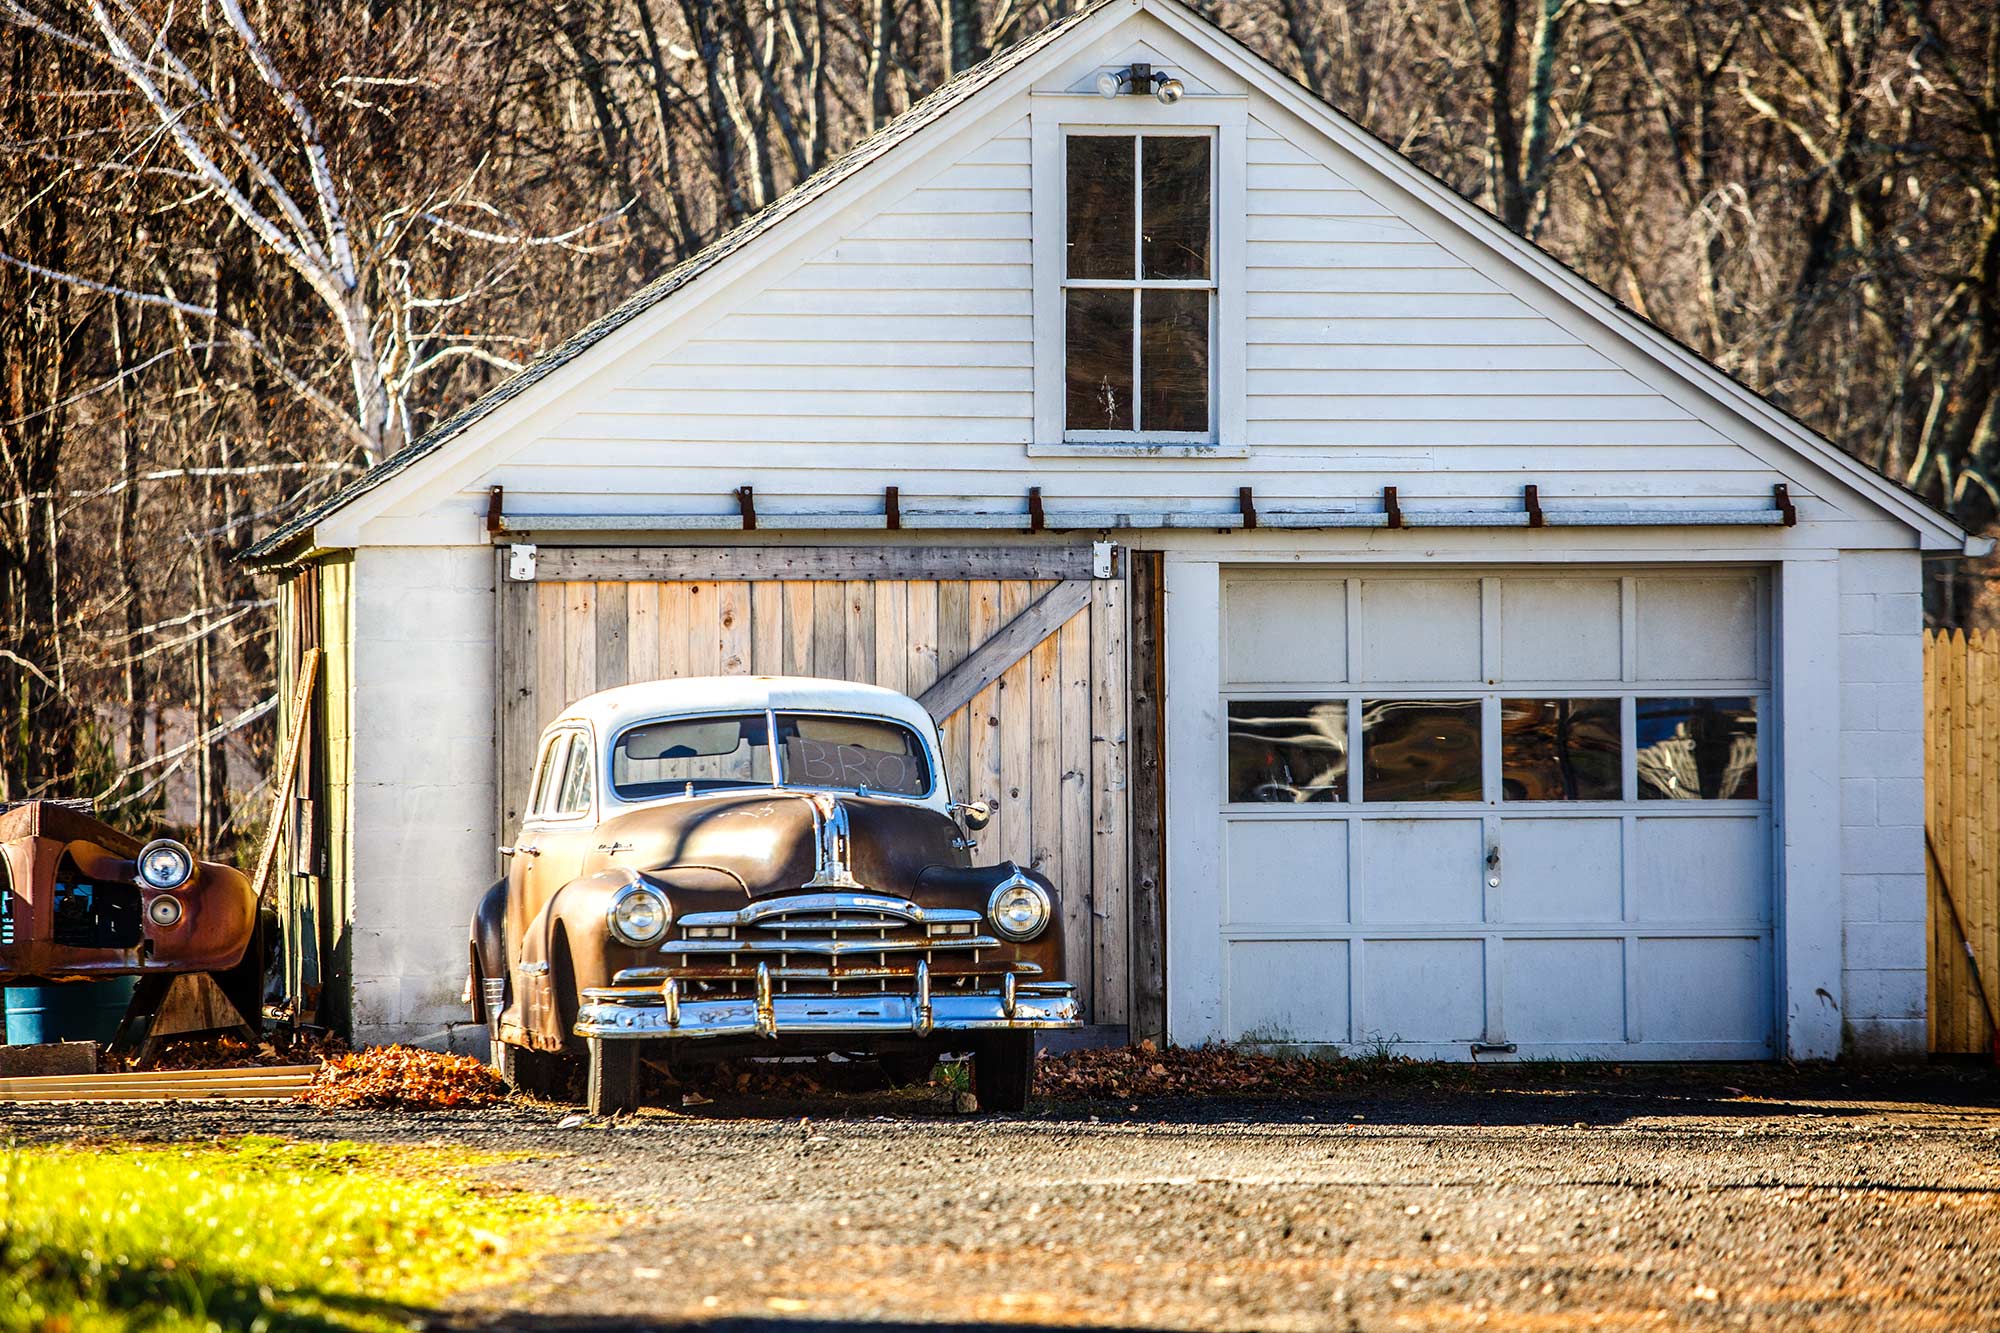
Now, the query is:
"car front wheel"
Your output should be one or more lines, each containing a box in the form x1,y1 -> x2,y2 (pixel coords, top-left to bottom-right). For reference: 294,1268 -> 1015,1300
971,1032 -> 1036,1112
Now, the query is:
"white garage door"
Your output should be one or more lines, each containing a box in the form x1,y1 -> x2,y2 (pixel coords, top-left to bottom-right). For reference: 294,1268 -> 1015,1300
1216,570 -> 1774,1059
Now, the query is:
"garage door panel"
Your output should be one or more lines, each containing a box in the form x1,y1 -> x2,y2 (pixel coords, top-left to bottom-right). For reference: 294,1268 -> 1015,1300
1635,816 -> 1770,924
1226,820 -> 1348,925
1224,576 -> 1346,684
1499,579 -> 1621,682
1636,576 -> 1761,682
1228,941 -> 1350,1043
1362,939 -> 1484,1042
1637,937 -> 1770,1044
1359,819 -> 1484,924
1357,579 -> 1481,681
1501,818 -> 1622,923
1504,938 -> 1625,1043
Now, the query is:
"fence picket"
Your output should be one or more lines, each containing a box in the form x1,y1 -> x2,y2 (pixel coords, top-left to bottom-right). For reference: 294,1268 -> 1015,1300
1926,628 -> 2000,1054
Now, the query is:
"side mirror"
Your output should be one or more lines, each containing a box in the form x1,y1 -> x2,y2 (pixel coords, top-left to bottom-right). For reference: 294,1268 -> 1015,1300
954,800 -> 993,831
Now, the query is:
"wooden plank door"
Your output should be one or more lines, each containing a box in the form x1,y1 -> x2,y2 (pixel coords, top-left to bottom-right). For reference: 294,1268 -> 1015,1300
496,546 -> 1130,1024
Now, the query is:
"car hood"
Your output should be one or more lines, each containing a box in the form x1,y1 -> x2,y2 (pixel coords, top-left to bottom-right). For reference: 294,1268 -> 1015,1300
591,791 -> 962,900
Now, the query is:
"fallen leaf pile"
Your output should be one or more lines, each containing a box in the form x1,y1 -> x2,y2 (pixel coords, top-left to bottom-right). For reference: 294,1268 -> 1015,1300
299,1044 -> 506,1110
101,1028 -> 348,1073
1033,1039 -> 1459,1102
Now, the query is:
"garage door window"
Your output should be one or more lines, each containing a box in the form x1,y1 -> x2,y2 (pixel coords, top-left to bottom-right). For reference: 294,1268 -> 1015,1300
1360,699 -> 1481,802
1636,697 -> 1758,800
1501,698 -> 1621,801
1226,700 -> 1346,803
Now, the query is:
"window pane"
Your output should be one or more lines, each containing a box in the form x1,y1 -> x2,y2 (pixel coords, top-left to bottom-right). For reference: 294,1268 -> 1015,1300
1142,136 -> 1210,278
558,736 -> 594,813
1140,289 -> 1209,432
1637,697 -> 1758,800
531,734 -> 568,815
1501,698 -> 1622,801
1361,699 -> 1482,802
1226,701 -> 1347,802
613,713 -> 771,799
777,713 -> 931,797
1066,288 -> 1134,431
1067,135 -> 1134,279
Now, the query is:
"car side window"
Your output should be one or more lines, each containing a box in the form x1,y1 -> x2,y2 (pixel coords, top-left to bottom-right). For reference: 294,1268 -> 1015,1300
529,733 -> 568,818
556,733 -> 594,815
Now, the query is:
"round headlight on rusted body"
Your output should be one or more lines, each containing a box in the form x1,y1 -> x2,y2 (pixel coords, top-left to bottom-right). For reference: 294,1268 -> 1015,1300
136,839 -> 195,890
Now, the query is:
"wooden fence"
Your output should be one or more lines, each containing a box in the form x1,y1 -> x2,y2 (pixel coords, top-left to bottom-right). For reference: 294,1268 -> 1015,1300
1925,629 -> 2000,1054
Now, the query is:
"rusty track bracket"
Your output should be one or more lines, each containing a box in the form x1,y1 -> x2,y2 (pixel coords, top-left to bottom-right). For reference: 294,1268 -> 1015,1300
1384,485 -> 1403,529
1774,483 -> 1796,526
885,485 -> 901,530
1238,486 -> 1258,529
1028,486 -> 1046,533
736,485 -> 758,531
485,485 -> 505,536
1524,484 -> 1544,528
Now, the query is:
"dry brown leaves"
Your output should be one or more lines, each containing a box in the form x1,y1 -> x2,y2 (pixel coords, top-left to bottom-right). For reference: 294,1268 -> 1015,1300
299,1044 -> 506,1110
1033,1040 -> 1448,1103
99,1029 -> 349,1073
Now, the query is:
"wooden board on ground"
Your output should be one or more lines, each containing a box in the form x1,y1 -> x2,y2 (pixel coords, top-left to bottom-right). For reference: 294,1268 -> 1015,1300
0,1064 -> 317,1103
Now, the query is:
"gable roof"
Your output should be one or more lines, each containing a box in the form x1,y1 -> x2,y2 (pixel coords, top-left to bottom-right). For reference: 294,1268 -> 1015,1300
245,0 -> 1973,563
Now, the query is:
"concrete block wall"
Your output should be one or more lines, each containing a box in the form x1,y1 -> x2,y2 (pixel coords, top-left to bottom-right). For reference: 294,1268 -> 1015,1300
348,545 -> 497,1053
1836,548 -> 1927,1059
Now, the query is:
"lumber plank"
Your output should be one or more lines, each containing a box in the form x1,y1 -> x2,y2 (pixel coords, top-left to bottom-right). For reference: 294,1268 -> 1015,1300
1090,574 -> 1131,1027
1127,550 -> 1168,1047
916,578 -> 1096,721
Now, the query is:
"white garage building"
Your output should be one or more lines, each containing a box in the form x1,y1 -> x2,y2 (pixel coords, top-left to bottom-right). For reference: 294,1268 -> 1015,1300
247,0 -> 1981,1062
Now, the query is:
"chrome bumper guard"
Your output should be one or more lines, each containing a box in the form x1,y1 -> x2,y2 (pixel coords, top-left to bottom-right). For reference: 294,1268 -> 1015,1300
575,974 -> 1081,1041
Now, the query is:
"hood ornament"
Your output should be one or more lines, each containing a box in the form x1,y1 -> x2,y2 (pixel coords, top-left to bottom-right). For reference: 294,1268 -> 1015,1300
802,793 -> 865,890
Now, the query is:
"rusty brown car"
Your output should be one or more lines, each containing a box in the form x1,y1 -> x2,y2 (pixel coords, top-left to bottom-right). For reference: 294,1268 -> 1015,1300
0,801 -> 262,1007
468,676 -> 1081,1115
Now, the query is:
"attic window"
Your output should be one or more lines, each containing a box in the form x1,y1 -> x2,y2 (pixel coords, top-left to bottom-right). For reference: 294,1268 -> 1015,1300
1064,132 -> 1214,439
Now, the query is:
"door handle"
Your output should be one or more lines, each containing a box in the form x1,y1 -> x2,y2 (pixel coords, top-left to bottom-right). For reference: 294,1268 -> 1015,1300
595,841 -> 633,854
499,845 -> 541,858
1485,843 -> 1500,888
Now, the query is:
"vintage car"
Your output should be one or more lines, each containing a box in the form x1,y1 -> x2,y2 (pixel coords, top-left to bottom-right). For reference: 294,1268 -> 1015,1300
468,676 -> 1080,1114
0,800 -> 262,1010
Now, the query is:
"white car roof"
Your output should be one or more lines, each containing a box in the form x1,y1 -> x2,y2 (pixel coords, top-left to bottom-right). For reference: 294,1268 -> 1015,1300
552,675 -> 939,741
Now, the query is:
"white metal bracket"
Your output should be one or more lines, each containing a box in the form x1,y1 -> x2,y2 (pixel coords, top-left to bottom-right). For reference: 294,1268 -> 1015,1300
507,543 -> 538,582
1092,541 -> 1115,579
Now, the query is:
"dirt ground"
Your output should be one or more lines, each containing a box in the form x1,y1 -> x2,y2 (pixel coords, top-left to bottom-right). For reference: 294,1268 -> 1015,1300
6,1062 -> 1999,1331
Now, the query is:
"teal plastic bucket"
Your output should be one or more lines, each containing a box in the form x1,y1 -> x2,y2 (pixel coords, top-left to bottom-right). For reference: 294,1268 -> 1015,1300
3,977 -> 137,1045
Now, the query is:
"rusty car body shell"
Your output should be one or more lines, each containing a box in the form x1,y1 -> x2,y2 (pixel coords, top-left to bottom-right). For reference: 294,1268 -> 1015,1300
469,677 -> 1078,1055
0,802 -> 256,983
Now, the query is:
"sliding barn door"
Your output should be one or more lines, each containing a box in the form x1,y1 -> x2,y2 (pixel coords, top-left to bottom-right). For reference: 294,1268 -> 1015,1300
496,545 -> 1130,1023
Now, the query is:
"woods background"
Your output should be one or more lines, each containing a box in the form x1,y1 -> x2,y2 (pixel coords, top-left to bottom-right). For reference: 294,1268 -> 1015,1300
2,0 -> 1997,850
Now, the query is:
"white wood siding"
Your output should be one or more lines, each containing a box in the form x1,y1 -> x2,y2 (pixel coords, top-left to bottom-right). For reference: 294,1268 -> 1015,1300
441,96 -> 1788,523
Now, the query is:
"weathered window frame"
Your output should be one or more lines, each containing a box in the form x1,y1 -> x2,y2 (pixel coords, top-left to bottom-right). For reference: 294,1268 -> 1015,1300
1030,96 -> 1247,458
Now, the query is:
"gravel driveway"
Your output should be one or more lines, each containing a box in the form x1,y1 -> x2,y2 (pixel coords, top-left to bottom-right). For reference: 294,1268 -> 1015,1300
7,1065 -> 1998,1330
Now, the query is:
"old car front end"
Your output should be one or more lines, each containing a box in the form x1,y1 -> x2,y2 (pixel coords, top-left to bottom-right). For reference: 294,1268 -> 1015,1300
574,795 -> 1080,1046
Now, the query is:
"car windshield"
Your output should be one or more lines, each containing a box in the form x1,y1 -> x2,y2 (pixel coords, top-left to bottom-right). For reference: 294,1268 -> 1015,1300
610,711 -> 931,801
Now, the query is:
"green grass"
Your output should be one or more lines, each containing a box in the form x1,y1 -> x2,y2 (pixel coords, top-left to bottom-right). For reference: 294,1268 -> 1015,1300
0,1135 -> 589,1333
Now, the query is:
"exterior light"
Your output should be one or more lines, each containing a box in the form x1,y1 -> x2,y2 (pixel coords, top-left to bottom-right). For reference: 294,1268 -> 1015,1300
987,871 -> 1052,942
1096,63 -> 1185,103
146,895 -> 184,927
136,839 -> 194,890
608,881 -> 671,946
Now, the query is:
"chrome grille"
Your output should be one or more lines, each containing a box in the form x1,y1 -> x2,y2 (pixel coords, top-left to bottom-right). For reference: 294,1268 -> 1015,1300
639,892 -> 1029,999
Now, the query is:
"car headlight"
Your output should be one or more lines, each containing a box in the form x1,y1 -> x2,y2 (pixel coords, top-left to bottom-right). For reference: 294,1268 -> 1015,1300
146,895 -> 184,927
608,882 -> 670,947
136,839 -> 194,890
988,871 -> 1051,942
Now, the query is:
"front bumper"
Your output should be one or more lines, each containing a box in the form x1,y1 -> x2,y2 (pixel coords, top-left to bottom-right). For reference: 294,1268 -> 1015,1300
575,968 -> 1080,1041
